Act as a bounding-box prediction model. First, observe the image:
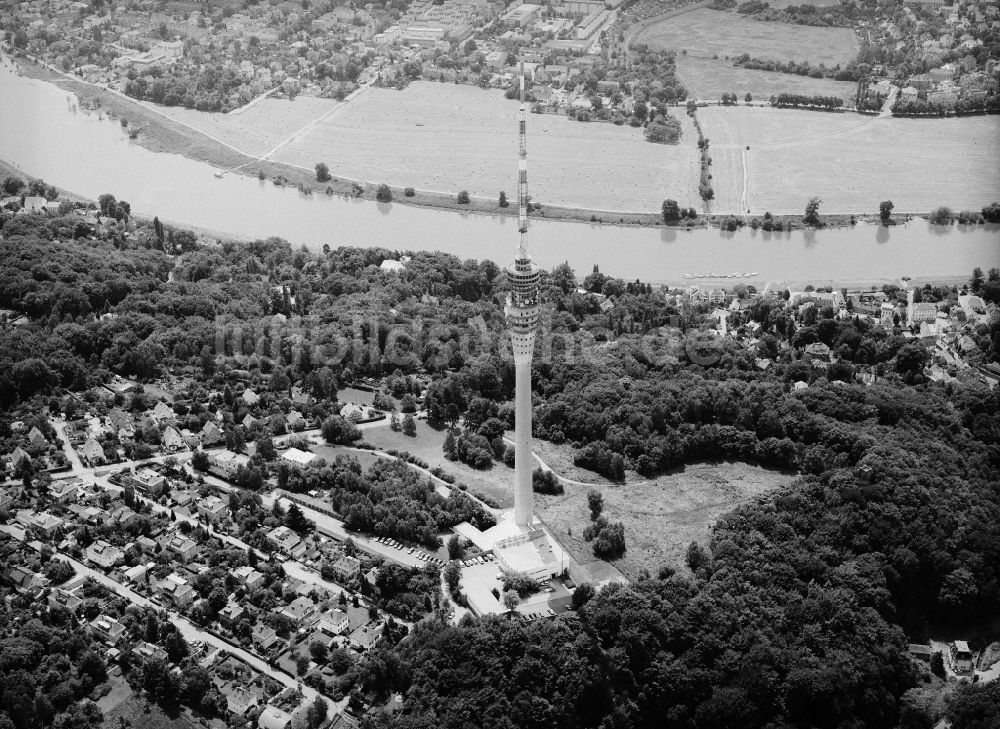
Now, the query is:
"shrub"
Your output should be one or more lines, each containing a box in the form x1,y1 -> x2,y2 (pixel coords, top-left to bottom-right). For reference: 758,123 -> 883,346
376,184 -> 392,203
315,163 -> 331,182
929,206 -> 953,225
982,202 -> 1000,223
404,187 -> 415,197
532,468 -> 563,495
644,115 -> 682,144
457,190 -> 470,204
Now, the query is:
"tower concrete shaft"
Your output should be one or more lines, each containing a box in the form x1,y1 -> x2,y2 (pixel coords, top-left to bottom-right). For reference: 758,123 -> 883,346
507,61 -> 540,528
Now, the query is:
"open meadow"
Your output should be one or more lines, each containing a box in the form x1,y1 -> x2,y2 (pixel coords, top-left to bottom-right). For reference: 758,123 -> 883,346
676,54 -> 859,101
698,106 -> 1000,214
633,8 -> 859,66
536,462 -> 793,580
360,422 -> 516,508
139,95 -> 337,159
269,82 -> 701,211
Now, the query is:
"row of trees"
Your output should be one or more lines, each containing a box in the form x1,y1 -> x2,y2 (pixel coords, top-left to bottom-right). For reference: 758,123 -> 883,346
771,93 -> 845,110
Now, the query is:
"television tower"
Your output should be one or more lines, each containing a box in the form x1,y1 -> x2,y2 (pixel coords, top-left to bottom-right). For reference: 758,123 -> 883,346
506,62 -> 541,529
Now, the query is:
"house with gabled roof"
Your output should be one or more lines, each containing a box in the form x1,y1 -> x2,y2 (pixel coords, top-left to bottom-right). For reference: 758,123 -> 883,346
107,408 -> 136,439
10,447 -> 31,469
201,420 -> 224,446
150,401 -> 175,423
162,426 -> 185,452
3,564 -> 50,595
79,438 -> 106,465
27,426 -> 48,447
241,389 -> 260,406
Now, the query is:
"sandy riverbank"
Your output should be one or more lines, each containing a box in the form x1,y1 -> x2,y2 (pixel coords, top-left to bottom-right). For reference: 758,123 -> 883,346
10,54 -> 933,232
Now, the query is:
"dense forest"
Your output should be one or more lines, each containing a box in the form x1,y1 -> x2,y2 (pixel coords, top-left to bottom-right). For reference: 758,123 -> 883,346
1,199 -> 999,728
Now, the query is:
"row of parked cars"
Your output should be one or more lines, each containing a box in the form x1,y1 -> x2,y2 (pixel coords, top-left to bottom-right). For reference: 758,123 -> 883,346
371,535 -> 445,565
459,553 -> 494,567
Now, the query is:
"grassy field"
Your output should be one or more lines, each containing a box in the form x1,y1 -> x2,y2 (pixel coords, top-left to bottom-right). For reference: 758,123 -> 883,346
698,106 -> 1000,214
360,423 -> 516,508
142,96 -> 337,159
634,8 -> 859,66
536,462 -> 793,580
269,82 -> 701,211
102,695 -> 200,729
676,55 -> 859,101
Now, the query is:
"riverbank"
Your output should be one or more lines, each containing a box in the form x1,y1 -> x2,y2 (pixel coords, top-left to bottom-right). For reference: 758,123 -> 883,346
0,159 -> 982,293
12,54 -> 921,232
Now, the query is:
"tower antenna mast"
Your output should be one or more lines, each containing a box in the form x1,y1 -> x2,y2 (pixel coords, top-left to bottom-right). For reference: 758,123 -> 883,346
518,61 -> 528,255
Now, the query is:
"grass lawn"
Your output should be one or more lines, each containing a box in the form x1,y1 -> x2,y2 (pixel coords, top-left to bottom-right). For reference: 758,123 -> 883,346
311,443 -> 383,471
102,695 -> 200,729
270,82 -> 701,212
676,55 -> 859,102
536,461 -> 794,580
360,423 -> 516,508
635,9 -> 859,66
698,106 -> 1000,214
140,95 -> 338,159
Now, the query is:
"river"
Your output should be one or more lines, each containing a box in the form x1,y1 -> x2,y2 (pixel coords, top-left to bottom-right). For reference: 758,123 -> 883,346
0,57 -> 997,284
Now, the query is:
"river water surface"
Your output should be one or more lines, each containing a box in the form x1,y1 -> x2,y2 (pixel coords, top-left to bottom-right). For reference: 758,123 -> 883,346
1,59 -> 997,284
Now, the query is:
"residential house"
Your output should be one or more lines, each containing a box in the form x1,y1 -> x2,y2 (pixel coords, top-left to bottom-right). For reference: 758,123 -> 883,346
123,563 -> 148,583
0,487 -> 15,512
132,641 -> 169,662
209,449 -> 251,478
252,624 -> 281,652
226,685 -> 261,718
340,403 -> 365,422
348,622 -> 383,652
79,438 -> 106,465
131,467 -> 167,496
951,640 -> 974,672
233,565 -> 266,589
258,706 -> 294,729
107,408 -> 136,439
27,426 -> 48,447
163,534 -> 199,563
86,540 -> 124,569
328,555 -> 361,582
197,495 -> 229,522
48,586 -> 84,612
90,614 -> 127,644
285,410 -> 306,431
22,196 -> 47,213
266,526 -> 307,558
10,446 -> 31,470
279,447 -> 316,469
804,342 -> 832,362
241,389 -> 260,406
20,510 -> 64,538
201,420 -> 224,446
49,477 -> 82,503
317,608 -> 349,636
156,573 -> 195,608
109,505 -> 140,527
280,596 -> 316,623
219,600 -> 246,626
162,426 -> 185,452
150,401 -> 175,423
3,564 -> 50,595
